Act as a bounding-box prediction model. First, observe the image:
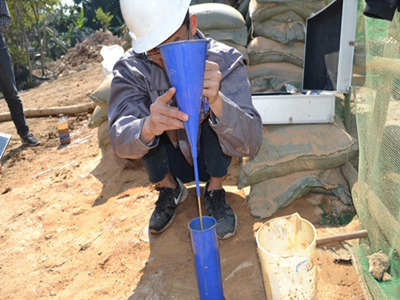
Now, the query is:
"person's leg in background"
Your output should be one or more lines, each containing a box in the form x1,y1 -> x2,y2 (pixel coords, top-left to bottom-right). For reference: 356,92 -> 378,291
0,33 -> 39,147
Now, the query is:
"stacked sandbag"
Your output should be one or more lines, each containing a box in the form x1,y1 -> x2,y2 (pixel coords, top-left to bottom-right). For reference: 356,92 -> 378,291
190,3 -> 249,64
88,74 -> 113,156
236,0 -> 251,27
247,0 -> 328,92
191,0 -> 251,27
88,42 -> 126,156
238,117 -> 359,218
191,0 -> 238,5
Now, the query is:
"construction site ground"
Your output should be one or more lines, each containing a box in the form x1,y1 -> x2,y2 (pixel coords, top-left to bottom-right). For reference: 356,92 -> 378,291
0,32 -> 369,299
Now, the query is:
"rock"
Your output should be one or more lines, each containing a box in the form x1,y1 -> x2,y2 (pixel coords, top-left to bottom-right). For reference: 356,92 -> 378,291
368,250 -> 391,281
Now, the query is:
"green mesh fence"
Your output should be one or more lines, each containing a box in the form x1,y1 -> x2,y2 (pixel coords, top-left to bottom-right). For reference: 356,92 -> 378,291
352,0 -> 400,298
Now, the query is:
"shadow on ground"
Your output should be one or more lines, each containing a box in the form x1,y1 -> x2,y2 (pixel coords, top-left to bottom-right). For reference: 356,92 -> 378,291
90,149 -> 148,206
127,186 -> 266,299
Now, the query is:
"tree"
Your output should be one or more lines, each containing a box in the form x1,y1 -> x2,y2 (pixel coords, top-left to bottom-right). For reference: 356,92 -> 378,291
73,0 -> 123,34
6,0 -> 62,86
94,7 -> 113,30
28,0 -> 60,76
3,0 -> 124,89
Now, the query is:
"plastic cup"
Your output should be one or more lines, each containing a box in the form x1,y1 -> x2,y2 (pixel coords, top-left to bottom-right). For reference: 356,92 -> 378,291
189,216 -> 224,300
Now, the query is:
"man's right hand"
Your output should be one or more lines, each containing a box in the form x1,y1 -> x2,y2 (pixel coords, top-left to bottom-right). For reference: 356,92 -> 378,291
140,87 -> 188,144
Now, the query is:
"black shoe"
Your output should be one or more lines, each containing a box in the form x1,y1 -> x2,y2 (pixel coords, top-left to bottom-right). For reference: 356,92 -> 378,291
21,133 -> 40,147
204,182 -> 237,239
149,178 -> 188,233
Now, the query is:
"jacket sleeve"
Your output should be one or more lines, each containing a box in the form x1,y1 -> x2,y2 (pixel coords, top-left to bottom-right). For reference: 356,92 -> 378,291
108,55 -> 159,160
207,43 -> 263,157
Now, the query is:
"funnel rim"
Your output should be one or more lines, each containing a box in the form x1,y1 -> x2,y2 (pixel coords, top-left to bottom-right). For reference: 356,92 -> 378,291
158,38 -> 209,50
256,214 -> 317,258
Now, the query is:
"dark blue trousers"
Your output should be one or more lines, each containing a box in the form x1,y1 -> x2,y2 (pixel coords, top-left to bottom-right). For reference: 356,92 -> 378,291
141,120 -> 231,184
0,33 -> 29,138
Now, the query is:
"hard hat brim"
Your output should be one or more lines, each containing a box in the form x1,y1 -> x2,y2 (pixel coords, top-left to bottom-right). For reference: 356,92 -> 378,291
127,0 -> 191,53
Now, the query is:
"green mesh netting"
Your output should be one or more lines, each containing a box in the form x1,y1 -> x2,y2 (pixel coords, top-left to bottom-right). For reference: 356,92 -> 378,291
352,0 -> 400,298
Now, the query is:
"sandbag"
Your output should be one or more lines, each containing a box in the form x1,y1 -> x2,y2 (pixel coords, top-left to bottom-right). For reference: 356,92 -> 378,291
237,117 -> 359,189
200,27 -> 248,46
97,119 -> 111,156
191,3 -> 248,46
190,3 -> 246,30
190,0 -> 237,6
89,74 -> 112,110
250,10 -> 306,43
249,75 -> 302,92
237,0 -> 250,21
247,37 -> 304,66
268,10 -> 305,23
247,61 -> 302,80
247,166 -> 352,219
88,105 -> 108,129
252,19 -> 305,43
249,0 -> 326,23
254,0 -> 323,3
247,62 -> 302,91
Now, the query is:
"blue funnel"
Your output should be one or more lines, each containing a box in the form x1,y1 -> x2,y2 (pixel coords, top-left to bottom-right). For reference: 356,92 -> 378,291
159,39 -> 208,196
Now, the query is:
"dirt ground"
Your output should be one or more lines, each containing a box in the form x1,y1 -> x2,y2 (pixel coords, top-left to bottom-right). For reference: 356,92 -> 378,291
0,59 -> 371,299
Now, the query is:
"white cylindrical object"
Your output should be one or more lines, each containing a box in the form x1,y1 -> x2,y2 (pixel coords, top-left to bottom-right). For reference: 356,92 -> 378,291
256,212 -> 317,300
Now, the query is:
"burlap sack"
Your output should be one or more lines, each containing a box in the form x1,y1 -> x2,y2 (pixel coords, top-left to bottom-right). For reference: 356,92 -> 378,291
190,3 -> 246,30
88,105 -> 108,129
247,62 -> 302,92
237,117 -> 359,189
97,120 -> 111,156
247,166 -> 352,219
200,27 -> 248,46
247,36 -> 304,66
190,0 -> 237,6
89,74 -> 112,110
249,76 -> 302,92
249,0 -> 326,23
252,19 -> 305,44
191,3 -> 248,46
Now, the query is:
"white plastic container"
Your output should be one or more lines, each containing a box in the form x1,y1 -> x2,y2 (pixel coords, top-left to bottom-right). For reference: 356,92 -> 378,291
256,213 -> 317,300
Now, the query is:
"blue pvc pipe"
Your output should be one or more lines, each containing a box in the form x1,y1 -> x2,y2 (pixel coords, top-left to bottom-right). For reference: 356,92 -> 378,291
189,216 -> 224,300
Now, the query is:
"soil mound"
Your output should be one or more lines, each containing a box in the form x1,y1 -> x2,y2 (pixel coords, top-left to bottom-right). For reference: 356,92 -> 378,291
45,29 -> 122,78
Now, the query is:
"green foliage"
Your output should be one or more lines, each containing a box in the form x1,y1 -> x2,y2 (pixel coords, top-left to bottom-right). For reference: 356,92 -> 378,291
74,0 -> 123,34
94,7 -> 113,30
2,0 -> 123,87
72,6 -> 86,30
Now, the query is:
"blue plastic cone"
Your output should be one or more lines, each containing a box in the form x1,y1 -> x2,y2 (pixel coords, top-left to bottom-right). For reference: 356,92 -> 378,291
161,41 -> 223,299
189,216 -> 224,300
159,40 -> 208,196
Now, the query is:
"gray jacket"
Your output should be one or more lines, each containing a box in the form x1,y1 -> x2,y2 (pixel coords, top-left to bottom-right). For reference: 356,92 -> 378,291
108,31 -> 262,162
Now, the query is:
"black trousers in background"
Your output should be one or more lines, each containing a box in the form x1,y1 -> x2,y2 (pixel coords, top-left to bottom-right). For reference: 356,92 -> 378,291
0,33 -> 29,138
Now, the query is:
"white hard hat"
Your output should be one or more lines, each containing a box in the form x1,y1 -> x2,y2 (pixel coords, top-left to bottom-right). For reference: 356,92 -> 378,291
120,0 -> 191,53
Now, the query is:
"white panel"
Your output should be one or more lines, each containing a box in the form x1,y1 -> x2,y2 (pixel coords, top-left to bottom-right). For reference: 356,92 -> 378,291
252,93 -> 336,125
337,0 -> 358,93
